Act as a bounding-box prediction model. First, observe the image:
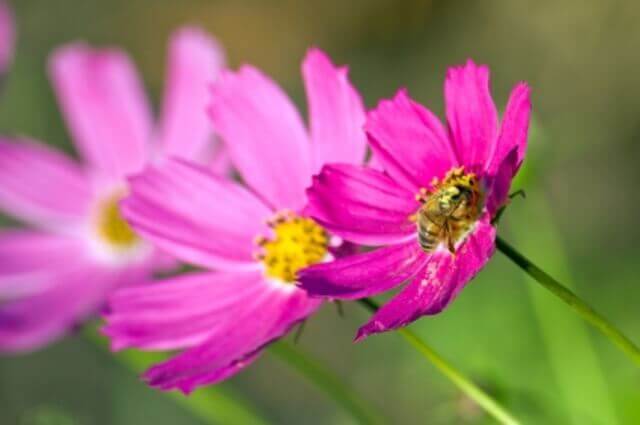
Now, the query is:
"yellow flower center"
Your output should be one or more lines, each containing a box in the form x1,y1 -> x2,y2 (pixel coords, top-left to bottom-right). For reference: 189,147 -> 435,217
96,194 -> 139,249
255,212 -> 329,283
413,167 -> 483,254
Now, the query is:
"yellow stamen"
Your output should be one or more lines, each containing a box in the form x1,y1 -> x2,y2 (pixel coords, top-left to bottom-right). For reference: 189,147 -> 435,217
96,195 -> 139,249
256,212 -> 329,283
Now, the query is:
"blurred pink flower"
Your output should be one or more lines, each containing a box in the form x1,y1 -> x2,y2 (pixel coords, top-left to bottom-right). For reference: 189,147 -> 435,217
299,60 -> 531,340
0,27 -> 227,352
0,1 -> 15,77
103,48 -> 367,393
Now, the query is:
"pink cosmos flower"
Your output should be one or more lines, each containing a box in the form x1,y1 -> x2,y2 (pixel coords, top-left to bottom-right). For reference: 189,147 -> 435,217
0,27 -> 226,352
0,1 -> 15,78
299,60 -> 531,340
103,48 -> 367,393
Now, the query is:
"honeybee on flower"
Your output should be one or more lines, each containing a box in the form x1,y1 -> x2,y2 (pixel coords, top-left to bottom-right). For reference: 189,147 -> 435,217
300,60 -> 531,340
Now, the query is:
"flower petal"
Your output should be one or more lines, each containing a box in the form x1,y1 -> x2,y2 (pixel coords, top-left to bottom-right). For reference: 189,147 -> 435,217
356,216 -> 496,339
0,230 -> 87,300
157,27 -> 226,163
305,164 -> 418,245
0,138 -> 92,228
302,48 -> 367,172
142,277 -> 320,393
299,240 -> 427,300
209,66 -> 312,210
0,263 -> 137,352
104,271 -> 269,351
122,158 -> 270,270
49,43 -> 152,177
0,1 -> 14,76
444,60 -> 498,170
365,89 -> 456,192
486,148 -> 519,216
487,82 -> 531,175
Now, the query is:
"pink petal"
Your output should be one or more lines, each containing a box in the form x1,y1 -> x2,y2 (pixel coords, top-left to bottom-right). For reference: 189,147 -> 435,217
486,148 -> 518,216
122,158 -> 270,270
104,271 -> 268,351
298,240 -> 427,300
305,164 -> 418,245
302,48 -> 367,172
48,43 -> 152,177
365,89 -> 456,192
142,277 -> 320,393
209,66 -> 312,210
444,60 -> 499,171
0,230 -> 87,299
208,141 -> 232,175
0,138 -> 92,228
0,262 -> 138,353
487,82 -> 531,175
356,215 -> 496,340
157,27 -> 227,164
0,1 -> 14,76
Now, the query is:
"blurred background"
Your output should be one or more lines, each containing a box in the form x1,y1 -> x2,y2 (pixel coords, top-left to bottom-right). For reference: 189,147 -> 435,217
1,0 -> 639,424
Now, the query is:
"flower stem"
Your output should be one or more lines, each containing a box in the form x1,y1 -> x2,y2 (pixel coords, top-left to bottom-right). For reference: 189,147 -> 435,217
496,235 -> 640,367
269,340 -> 384,425
358,298 -> 521,425
83,325 -> 268,425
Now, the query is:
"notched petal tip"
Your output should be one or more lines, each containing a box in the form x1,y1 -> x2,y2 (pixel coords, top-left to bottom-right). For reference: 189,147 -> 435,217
354,319 -> 392,342
364,87 -> 410,136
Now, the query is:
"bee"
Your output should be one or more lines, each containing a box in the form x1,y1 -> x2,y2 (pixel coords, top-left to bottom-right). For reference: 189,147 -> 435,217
416,169 -> 482,254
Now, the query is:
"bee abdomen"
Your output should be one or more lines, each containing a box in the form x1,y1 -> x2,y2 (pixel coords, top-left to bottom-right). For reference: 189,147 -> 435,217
417,220 -> 440,253
418,232 -> 438,252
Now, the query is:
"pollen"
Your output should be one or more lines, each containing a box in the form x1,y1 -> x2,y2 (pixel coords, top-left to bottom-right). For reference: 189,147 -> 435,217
96,194 -> 139,249
255,211 -> 329,283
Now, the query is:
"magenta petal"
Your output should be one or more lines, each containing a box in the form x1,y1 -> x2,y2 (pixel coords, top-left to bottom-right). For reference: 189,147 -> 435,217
486,148 -> 518,215
365,89 -> 456,192
209,66 -> 312,210
157,27 -> 226,163
302,48 -> 367,172
356,216 -> 496,339
305,164 -> 418,245
0,231 -> 87,299
142,278 -> 320,392
0,1 -> 14,76
487,82 -> 531,175
299,240 -> 427,300
0,138 -> 91,227
104,271 -> 268,351
49,43 -> 152,177
444,60 -> 498,170
0,263 -> 136,353
123,158 -> 270,270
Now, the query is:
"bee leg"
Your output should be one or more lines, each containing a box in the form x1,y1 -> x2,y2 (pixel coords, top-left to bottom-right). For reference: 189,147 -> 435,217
445,221 -> 456,254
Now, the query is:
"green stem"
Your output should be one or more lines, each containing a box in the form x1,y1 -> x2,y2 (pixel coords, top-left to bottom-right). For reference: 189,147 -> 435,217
269,340 -> 383,425
83,326 -> 268,425
496,235 -> 640,367
358,299 -> 521,425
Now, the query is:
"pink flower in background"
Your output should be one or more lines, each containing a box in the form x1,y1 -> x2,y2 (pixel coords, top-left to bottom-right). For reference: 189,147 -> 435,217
299,60 -> 531,340
0,1 -> 15,77
0,27 -> 227,352
103,48 -> 367,393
